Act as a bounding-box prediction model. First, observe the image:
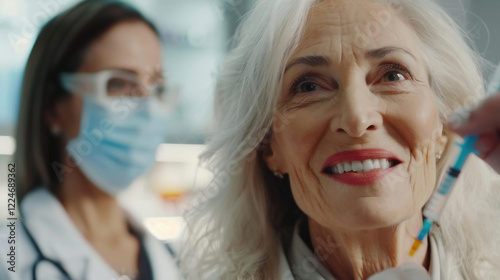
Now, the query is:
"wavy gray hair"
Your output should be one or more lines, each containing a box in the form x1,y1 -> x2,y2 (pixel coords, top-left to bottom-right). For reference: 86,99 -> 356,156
180,0 -> 500,279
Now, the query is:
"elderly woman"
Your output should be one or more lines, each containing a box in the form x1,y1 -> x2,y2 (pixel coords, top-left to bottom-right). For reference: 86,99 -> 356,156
181,0 -> 500,279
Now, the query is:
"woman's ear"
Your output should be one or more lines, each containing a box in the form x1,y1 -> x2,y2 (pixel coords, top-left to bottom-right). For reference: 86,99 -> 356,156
262,137 -> 286,174
437,133 -> 448,147
435,125 -> 449,153
44,104 -> 63,136
44,96 -> 83,139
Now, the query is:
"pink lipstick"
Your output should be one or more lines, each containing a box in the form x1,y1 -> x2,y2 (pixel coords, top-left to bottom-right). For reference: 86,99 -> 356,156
322,149 -> 402,186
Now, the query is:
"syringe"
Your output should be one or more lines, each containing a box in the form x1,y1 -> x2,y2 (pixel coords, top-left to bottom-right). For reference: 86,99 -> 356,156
409,60 -> 500,256
408,135 -> 478,256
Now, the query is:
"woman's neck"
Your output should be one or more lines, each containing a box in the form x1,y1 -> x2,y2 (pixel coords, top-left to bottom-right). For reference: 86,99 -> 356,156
56,167 -> 129,241
56,167 -> 141,274
307,214 -> 429,280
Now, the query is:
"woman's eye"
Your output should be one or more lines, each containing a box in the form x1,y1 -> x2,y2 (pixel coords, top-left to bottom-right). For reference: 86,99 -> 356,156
299,82 -> 323,92
108,78 -> 127,90
382,71 -> 406,82
107,78 -> 135,96
291,76 -> 326,94
108,78 -> 126,90
379,64 -> 411,83
153,84 -> 165,97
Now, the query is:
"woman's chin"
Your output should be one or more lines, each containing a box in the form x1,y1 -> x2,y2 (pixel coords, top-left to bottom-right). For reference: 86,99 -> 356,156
335,206 -> 414,231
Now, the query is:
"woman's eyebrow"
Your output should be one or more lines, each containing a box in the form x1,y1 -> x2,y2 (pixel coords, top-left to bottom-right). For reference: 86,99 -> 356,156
284,47 -> 415,74
97,67 -> 141,77
148,70 -> 165,81
284,55 -> 330,73
365,46 -> 416,61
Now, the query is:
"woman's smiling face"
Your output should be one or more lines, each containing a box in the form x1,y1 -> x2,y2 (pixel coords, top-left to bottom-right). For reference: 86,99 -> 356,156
265,0 -> 447,230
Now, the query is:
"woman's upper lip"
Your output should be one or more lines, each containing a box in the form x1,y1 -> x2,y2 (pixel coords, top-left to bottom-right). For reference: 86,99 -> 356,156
322,148 -> 402,170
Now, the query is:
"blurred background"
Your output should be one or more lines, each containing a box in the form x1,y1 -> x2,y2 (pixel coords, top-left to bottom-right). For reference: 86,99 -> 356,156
0,0 -> 499,242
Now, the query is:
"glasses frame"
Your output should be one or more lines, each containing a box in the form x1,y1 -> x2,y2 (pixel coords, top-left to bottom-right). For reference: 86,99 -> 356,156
60,69 -> 166,107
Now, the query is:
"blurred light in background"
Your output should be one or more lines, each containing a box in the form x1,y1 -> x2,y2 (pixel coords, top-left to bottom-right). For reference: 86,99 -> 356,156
0,136 -> 15,155
156,143 -> 205,164
144,217 -> 185,241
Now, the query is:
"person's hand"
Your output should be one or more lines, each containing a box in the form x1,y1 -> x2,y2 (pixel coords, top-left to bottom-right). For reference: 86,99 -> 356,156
447,92 -> 500,173
367,263 -> 431,280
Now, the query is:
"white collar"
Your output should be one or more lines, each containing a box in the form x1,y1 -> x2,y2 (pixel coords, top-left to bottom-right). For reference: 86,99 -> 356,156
21,188 -> 111,279
284,219 -> 443,280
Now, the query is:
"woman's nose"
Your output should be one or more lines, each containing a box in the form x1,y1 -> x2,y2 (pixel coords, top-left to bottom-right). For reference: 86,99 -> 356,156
331,82 -> 382,138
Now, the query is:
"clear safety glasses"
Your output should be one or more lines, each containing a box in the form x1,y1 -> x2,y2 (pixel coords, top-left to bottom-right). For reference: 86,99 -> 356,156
60,69 -> 168,106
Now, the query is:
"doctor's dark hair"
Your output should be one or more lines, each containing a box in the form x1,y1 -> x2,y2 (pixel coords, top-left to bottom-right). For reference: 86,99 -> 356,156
15,0 -> 160,202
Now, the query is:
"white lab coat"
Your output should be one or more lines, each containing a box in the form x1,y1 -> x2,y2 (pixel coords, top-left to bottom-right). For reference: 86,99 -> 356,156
1,187 -> 180,280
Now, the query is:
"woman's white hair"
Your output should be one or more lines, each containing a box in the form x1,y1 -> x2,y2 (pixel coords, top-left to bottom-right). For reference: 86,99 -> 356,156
180,0 -> 500,279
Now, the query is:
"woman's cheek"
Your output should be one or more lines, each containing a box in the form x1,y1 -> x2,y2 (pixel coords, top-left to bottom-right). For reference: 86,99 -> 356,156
274,108 -> 329,171
408,141 -> 437,209
275,113 -> 332,221
388,96 -> 441,208
407,131 -> 441,209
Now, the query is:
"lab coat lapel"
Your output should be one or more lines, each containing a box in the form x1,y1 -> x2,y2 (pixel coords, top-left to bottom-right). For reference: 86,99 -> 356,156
143,234 -> 180,279
21,188 -> 120,280
124,210 -> 181,279
278,242 -> 296,280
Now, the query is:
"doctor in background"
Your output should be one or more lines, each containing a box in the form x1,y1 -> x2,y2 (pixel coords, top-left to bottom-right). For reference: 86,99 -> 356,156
3,0 -> 179,279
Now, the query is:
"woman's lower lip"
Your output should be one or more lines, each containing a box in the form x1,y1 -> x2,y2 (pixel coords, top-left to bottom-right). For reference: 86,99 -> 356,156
324,166 -> 397,186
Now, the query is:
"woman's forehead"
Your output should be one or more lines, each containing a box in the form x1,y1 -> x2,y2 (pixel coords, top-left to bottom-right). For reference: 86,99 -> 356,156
293,0 -> 420,63
310,0 -> 394,19
79,21 -> 162,76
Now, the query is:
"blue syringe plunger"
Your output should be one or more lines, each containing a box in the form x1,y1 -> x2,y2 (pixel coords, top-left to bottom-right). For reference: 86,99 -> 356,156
409,135 -> 478,256
453,135 -> 479,169
417,219 -> 433,241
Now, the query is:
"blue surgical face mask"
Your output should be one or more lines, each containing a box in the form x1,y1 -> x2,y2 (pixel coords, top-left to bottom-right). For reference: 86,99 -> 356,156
66,95 -> 168,195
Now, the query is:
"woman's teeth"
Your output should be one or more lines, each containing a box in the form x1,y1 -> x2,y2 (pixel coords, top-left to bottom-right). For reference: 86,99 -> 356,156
326,159 -> 395,175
